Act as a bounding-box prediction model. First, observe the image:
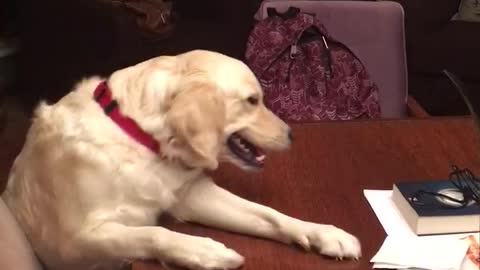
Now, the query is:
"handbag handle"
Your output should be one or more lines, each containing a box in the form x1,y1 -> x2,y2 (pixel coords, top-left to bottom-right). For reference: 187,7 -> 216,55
267,6 -> 301,19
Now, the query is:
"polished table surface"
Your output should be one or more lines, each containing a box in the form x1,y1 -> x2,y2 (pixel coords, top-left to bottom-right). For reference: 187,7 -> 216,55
132,117 -> 480,270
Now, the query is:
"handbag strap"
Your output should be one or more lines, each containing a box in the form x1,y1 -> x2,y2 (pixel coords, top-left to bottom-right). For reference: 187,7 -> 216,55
249,11 -> 332,77
267,6 -> 301,19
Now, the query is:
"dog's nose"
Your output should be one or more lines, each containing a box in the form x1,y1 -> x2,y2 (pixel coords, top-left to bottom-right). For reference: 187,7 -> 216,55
288,129 -> 293,142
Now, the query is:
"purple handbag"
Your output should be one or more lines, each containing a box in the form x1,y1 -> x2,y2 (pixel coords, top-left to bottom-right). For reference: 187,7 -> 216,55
245,7 -> 381,121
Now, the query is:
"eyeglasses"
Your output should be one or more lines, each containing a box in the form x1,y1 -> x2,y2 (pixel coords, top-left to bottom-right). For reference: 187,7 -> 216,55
409,165 -> 480,209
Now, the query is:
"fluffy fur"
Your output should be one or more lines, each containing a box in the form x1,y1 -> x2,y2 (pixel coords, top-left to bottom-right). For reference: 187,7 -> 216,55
2,50 -> 361,270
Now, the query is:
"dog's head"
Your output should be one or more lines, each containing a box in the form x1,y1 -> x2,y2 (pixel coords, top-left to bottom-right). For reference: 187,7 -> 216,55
110,50 -> 291,170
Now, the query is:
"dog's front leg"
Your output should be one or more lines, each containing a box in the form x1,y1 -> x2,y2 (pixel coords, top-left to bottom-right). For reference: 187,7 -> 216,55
77,222 -> 244,270
170,177 -> 361,260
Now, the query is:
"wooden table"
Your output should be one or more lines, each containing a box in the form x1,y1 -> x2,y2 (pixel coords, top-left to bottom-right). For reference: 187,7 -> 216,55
133,117 -> 480,270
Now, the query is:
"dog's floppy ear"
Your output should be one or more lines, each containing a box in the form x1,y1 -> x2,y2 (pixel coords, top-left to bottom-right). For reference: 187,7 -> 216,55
166,82 -> 225,170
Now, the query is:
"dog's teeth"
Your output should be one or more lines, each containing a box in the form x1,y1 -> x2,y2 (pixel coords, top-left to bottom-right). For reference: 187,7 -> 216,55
235,139 -> 250,152
256,154 -> 266,161
231,136 -> 253,153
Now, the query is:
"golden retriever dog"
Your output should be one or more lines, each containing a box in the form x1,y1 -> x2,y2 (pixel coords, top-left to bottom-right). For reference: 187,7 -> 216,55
2,50 -> 361,270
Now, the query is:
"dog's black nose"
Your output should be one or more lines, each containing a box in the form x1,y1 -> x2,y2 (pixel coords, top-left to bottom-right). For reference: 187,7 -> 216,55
288,129 -> 293,142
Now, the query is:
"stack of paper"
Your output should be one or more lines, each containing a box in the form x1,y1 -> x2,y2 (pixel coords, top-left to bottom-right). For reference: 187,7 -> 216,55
371,235 -> 471,270
364,190 -> 479,270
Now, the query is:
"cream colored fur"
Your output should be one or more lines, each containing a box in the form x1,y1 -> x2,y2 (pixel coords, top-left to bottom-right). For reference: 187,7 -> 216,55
2,50 -> 361,270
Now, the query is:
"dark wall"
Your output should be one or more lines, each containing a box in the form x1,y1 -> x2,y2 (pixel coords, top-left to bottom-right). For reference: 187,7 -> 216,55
12,0 -> 262,112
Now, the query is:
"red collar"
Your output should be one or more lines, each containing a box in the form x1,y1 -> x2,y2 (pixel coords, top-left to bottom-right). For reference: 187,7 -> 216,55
93,81 -> 160,154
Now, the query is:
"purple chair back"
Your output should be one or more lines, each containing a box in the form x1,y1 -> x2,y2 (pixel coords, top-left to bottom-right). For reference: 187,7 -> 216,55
255,1 -> 408,118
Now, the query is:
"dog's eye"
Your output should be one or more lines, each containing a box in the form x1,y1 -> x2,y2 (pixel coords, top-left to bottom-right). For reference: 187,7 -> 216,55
247,96 -> 259,105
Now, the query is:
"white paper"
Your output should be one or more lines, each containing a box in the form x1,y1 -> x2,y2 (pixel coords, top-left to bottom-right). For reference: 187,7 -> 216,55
364,189 -> 480,270
371,235 -> 470,270
363,189 -> 416,237
372,262 -> 413,269
373,263 -> 432,269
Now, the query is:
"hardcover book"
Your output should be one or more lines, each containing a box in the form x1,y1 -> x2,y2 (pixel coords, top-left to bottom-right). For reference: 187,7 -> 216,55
392,180 -> 480,235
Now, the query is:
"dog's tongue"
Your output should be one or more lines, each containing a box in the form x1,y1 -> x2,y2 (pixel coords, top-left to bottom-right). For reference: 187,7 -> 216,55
256,154 -> 266,163
254,149 -> 266,164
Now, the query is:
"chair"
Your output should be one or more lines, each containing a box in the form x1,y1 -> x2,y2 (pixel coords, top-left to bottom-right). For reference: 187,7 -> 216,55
255,0 -> 427,118
0,197 -> 43,270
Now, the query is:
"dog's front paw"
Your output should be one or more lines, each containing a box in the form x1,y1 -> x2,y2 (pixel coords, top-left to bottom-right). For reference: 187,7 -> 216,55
291,223 -> 361,260
165,235 -> 244,270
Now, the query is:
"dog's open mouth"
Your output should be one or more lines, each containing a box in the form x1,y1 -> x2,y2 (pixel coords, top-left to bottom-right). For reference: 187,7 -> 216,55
227,133 -> 266,167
